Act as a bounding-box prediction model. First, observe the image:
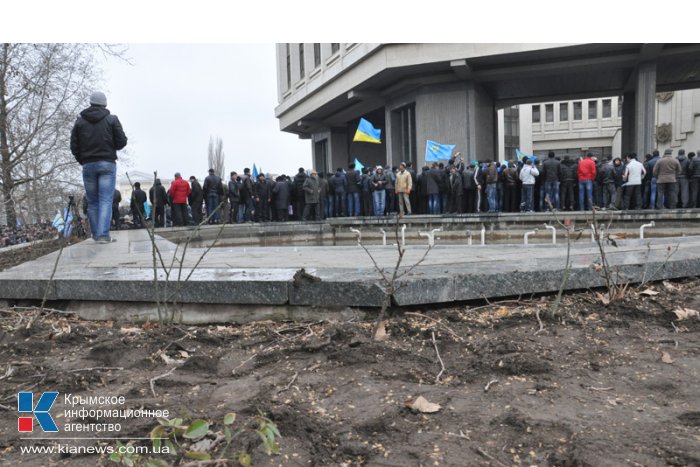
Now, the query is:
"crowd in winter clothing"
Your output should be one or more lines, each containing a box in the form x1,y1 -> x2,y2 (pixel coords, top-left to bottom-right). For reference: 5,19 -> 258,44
0,223 -> 58,248
119,147 -> 700,229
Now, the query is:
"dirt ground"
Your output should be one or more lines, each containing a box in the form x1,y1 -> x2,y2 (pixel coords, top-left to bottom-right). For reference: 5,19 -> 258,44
0,279 -> 699,466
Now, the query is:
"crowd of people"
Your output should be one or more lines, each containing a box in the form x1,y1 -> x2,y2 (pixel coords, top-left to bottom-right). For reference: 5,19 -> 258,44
0,223 -> 58,248
120,147 -> 699,228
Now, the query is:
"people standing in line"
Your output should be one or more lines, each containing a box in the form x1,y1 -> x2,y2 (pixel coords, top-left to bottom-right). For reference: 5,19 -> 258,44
395,162 -> 412,217
371,166 -> 388,216
484,160 -> 499,212
70,91 -> 127,243
202,168 -> 223,224
293,168 -> 307,220
462,163 -> 478,214
558,155 -> 577,211
302,170 -> 320,221
253,173 -> 271,222
130,182 -> 147,228
317,172 -> 329,220
239,168 -> 254,223
653,148 -> 681,209
346,163 -> 361,217
188,176 -> 203,224
361,168 -> 372,216
227,172 -> 240,224
622,153 -> 645,210
577,152 -> 596,210
384,166 -> 396,215
676,149 -> 690,208
598,156 -> 617,210
168,172 -> 191,227
688,152 -> 700,208
502,162 -> 518,212
448,165 -> 463,213
149,179 -> 168,228
519,159 -> 539,212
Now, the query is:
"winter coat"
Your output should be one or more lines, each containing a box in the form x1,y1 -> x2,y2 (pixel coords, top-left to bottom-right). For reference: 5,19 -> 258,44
426,169 -> 441,195
677,156 -> 689,180
346,170 -> 361,193
598,163 -> 616,184
371,172 -> 387,192
113,190 -> 122,208
189,180 -> 203,205
519,165 -> 539,185
503,167 -> 518,186
644,155 -> 660,180
169,176 -> 191,204
485,164 -> 498,184
254,180 -> 271,201
384,170 -> 395,190
688,158 -> 700,179
559,159 -> 578,183
273,180 -> 291,209
462,169 -> 477,190
653,155 -> 682,183
318,177 -> 329,198
131,188 -> 147,208
577,157 -> 596,181
228,179 -> 240,203
149,183 -> 168,208
449,172 -> 463,194
331,172 -> 347,194
303,175 -> 320,204
293,173 -> 307,198
395,170 -> 412,193
541,158 -> 561,182
70,105 -> 127,165
203,174 -> 224,196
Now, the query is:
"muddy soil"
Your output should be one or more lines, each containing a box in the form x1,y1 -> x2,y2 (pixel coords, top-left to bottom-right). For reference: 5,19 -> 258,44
0,279 -> 698,466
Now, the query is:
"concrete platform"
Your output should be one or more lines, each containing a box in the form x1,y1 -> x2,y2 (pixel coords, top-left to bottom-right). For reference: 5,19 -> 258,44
0,224 -> 699,317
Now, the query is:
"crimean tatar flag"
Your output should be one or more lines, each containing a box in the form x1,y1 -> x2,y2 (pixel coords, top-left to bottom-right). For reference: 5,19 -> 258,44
425,140 -> 455,162
353,118 -> 382,144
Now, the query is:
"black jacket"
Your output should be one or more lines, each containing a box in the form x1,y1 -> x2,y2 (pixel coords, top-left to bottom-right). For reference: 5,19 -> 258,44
273,180 -> 291,209
688,158 -> 700,179
131,188 -> 147,208
228,179 -> 240,203
70,106 -> 127,165
346,170 -> 361,193
203,174 -> 224,196
560,159 -> 578,183
189,180 -> 203,205
541,158 -> 561,182
149,183 -> 168,208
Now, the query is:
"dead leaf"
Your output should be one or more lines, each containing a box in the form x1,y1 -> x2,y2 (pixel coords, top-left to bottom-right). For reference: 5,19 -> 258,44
373,321 -> 389,341
494,307 -> 510,318
661,352 -> 674,364
663,281 -> 679,291
595,292 -> 611,306
120,326 -> 144,334
639,288 -> 659,297
672,307 -> 699,320
404,395 -> 441,413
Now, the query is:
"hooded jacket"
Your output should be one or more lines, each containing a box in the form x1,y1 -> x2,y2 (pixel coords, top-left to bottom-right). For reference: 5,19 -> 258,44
70,105 -> 127,165
653,154 -> 681,183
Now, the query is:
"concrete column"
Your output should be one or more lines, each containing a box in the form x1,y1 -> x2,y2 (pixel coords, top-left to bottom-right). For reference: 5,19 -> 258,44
621,91 -> 636,156
622,61 -> 657,157
466,82 -> 496,161
329,128 -> 349,171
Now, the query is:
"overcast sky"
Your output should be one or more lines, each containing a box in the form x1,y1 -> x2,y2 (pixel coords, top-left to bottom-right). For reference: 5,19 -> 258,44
100,44 -> 310,181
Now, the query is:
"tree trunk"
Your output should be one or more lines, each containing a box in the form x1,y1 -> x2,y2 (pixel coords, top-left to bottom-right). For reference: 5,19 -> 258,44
0,43 -> 17,226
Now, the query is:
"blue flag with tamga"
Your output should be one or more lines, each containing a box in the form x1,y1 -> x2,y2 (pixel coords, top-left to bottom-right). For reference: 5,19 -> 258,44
353,118 -> 382,144
425,140 -> 456,162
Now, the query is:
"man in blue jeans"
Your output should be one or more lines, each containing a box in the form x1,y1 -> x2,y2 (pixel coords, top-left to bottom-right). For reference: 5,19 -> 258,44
71,92 -> 127,243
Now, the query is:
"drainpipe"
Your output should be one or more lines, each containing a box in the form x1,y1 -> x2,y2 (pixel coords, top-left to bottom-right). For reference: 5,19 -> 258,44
524,229 -> 538,245
419,227 -> 442,247
480,225 -> 486,245
543,223 -> 556,244
350,228 -> 361,245
640,221 -> 655,239
379,228 -> 387,246
466,229 -> 473,245
401,224 -> 406,247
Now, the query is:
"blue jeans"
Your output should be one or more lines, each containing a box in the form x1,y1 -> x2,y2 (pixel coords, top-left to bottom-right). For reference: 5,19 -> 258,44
428,194 -> 440,214
544,181 -> 560,209
372,190 -> 386,216
82,161 -> 116,240
347,192 -> 360,217
521,184 -> 534,212
334,193 -> 346,216
578,180 -> 593,210
326,195 -> 334,218
441,194 -> 448,213
486,184 -> 497,212
206,193 -> 221,222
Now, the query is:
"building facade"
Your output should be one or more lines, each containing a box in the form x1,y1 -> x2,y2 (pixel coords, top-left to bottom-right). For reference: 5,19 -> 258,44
276,43 -> 700,170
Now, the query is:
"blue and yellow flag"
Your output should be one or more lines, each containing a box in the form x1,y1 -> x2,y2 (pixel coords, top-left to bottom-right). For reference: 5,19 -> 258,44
425,140 -> 455,162
353,118 -> 382,144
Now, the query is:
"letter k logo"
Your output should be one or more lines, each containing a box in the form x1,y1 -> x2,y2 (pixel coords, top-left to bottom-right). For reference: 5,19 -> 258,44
18,392 -> 59,432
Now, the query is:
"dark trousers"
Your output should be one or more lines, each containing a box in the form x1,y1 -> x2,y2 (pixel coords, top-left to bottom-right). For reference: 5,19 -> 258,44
689,178 -> 700,208
448,194 -> 462,213
277,208 -> 288,222
190,201 -> 203,224
361,192 -> 372,216
112,204 -> 120,230
333,193 -> 345,216
302,203 -> 320,221
131,207 -> 145,228
295,198 -> 305,220
386,190 -> 395,214
623,185 -> 643,210
504,185 -> 518,212
463,189 -> 477,213
153,206 -> 165,228
656,182 -> 677,209
206,193 -> 221,223
172,203 -> 188,226
228,200 -> 239,224
256,200 -> 269,222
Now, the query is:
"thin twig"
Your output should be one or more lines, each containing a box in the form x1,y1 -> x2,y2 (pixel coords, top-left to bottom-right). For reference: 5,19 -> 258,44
484,379 -> 499,392
475,446 -> 508,467
587,386 -> 613,391
405,312 -> 463,341
66,366 -> 123,373
535,308 -> 545,335
277,371 -> 299,394
431,331 -> 445,384
150,367 -> 176,397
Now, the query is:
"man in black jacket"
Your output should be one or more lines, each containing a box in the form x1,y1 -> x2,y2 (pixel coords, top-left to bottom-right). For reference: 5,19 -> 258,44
130,182 -> 147,228
70,91 -> 127,243
188,176 -> 203,224
540,151 -> 561,209
202,168 -> 224,224
228,172 -> 240,223
112,189 -> 122,230
149,179 -> 168,228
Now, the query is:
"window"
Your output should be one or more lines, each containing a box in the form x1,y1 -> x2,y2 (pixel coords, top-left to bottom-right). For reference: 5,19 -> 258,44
588,100 -> 597,120
573,101 -> 582,120
602,99 -> 612,118
331,43 -> 340,54
503,106 -> 520,161
395,104 -> 417,166
298,44 -> 305,78
313,43 -> 321,68
532,104 -> 541,123
559,103 -> 568,121
545,104 -> 554,123
285,43 -> 291,90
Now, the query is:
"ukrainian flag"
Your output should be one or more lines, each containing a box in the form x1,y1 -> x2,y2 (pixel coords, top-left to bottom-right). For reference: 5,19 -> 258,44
425,140 -> 455,162
353,118 -> 382,144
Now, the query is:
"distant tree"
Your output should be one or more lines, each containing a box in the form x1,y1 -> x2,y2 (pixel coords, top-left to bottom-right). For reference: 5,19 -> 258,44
0,43 -> 127,225
207,136 -> 225,179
